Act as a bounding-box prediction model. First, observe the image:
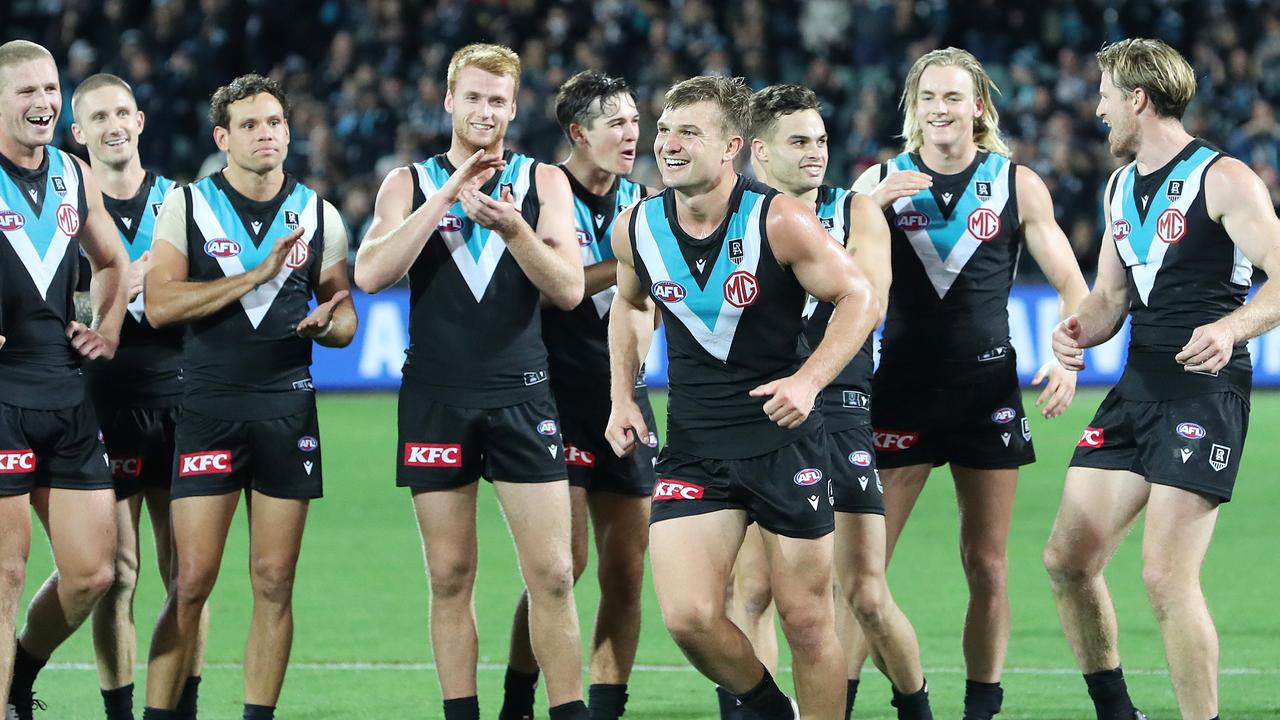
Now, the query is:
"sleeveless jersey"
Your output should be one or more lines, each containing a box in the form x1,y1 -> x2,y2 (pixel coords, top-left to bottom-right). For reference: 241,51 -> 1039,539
182,173 -> 325,420
541,170 -> 644,381
0,147 -> 88,409
880,150 -> 1021,374
1106,138 -> 1252,400
88,172 -> 183,406
630,175 -> 816,459
402,151 -> 548,407
803,185 -> 874,432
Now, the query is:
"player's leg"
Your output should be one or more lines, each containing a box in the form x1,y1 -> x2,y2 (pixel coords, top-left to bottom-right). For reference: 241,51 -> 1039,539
726,525 -> 778,675
91,492 -> 144,715
950,466 -> 1016,684
501,485 -> 587,720
145,482 -> 208,715
584,490 -> 650,714
145,491 -> 239,710
760,528 -> 844,720
494,480 -> 583,709
0,492 -> 33,711
412,485 -> 481,700
243,491 -> 310,707
1043,467 -> 1149,718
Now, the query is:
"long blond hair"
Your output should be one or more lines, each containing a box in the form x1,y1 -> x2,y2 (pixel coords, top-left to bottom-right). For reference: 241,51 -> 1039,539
900,47 -> 1010,157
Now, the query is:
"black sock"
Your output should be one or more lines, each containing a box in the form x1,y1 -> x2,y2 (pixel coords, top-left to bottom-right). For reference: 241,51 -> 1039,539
892,679 -> 933,720
1084,667 -> 1137,720
846,679 -> 859,719
588,683 -> 629,720
717,686 -> 740,720
500,667 -> 539,720
141,710 -> 182,720
962,680 -> 1003,720
178,676 -> 201,719
443,696 -> 480,720
242,704 -> 274,720
736,670 -> 794,719
102,683 -> 135,720
549,700 -> 590,720
10,642 -> 47,701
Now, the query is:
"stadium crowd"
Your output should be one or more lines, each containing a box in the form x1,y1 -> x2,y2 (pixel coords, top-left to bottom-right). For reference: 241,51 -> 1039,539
8,0 -> 1280,273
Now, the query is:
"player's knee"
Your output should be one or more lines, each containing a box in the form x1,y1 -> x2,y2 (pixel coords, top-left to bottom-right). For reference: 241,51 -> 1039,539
174,566 -> 219,609
67,563 -> 116,606
960,545 -> 1008,592
426,558 -> 476,601
1141,557 -> 1191,610
0,555 -> 26,592
776,601 -> 831,654
735,575 -> 774,621
250,557 -> 298,606
109,553 -> 140,596
1043,541 -> 1095,589
523,556 -> 575,601
847,579 -> 889,634
662,599 -> 719,650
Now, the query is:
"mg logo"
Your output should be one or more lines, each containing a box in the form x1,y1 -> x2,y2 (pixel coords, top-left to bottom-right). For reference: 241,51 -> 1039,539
285,238 -> 311,269
652,478 -> 704,500
0,450 -> 36,474
204,238 -> 242,258
0,210 -> 25,232
403,443 -> 462,467
968,207 -> 1001,241
438,214 -> 464,232
896,211 -> 930,231
652,281 -> 686,303
1157,208 -> 1186,243
723,270 -> 759,308
56,203 -> 80,236
179,450 -> 232,476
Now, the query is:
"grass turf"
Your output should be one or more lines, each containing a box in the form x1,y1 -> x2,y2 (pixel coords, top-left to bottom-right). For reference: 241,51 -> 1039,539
14,389 -> 1280,718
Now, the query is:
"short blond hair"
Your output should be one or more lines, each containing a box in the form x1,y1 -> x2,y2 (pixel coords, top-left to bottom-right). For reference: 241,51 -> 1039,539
447,43 -> 521,96
1097,38 -> 1196,119
900,47 -> 1010,157
0,40 -> 54,80
665,75 -> 752,138
72,73 -> 136,120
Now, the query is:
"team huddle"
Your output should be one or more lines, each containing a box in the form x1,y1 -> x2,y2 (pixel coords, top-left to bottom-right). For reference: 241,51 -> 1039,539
0,32 -> 1278,720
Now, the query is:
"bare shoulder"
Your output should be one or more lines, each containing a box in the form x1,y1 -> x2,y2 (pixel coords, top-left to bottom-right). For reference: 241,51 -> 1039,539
1204,155 -> 1268,219
535,162 -> 571,193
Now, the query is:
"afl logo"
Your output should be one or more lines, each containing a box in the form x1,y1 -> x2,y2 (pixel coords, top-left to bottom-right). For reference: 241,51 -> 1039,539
204,238 -> 242,258
438,214 -> 464,232
0,211 -> 25,232
793,468 -> 823,486
1157,208 -> 1186,244
848,450 -> 872,467
1111,219 -> 1131,241
56,203 -> 80,236
967,207 -> 1001,241
537,419 -> 559,436
896,211 -> 930,231
723,270 -> 759,308
285,238 -> 311,269
1176,422 -> 1206,440
652,281 -> 686,303
575,229 -> 592,247
991,407 -> 1017,424
297,436 -> 319,452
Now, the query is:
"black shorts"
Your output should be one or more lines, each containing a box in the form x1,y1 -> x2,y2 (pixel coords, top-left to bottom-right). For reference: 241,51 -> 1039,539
559,385 -> 658,496
171,407 -> 323,500
872,356 -> 1035,470
396,388 -> 566,489
0,401 -> 112,496
1070,389 -> 1248,502
97,403 -> 180,499
649,427 -> 834,539
827,422 -> 885,515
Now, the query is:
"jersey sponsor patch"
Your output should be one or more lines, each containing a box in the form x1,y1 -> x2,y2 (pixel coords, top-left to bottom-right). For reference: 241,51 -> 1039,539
0,450 -> 36,474
403,443 -> 462,467
1156,208 -> 1186,243
1077,426 -> 1104,448
0,210 -> 25,231
179,450 -> 232,476
991,407 -> 1017,424
565,443 -> 595,467
722,270 -> 758,308
873,430 -> 918,452
111,456 -> 143,479
1111,219 -> 1131,241
652,280 -> 687,303
1175,422 -> 1206,440
967,207 -> 1001,241
204,238 -> 242,258
285,237 -> 311,269
652,478 -> 704,500
848,450 -> 872,467
793,468 -> 823,486
55,203 -> 80,236
895,211 -> 930,231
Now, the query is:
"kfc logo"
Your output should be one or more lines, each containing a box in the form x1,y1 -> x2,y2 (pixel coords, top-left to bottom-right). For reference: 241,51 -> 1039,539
0,450 -> 36,474
179,450 -> 232,476
1077,427 -> 1105,448
652,478 -> 705,500
403,443 -> 463,467
873,430 -> 919,452
111,456 -> 142,478
565,444 -> 596,468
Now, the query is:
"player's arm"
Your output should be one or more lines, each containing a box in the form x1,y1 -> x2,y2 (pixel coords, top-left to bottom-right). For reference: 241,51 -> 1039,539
605,206 -> 656,457
852,163 -> 932,211
72,156 -> 129,360
1176,158 -> 1280,373
751,195 -> 878,428
1018,165 -> 1089,417
464,163 -> 584,310
1052,174 -> 1130,370
846,193 -> 890,321
144,191 -> 299,328
354,150 -> 505,293
296,201 -> 357,348
583,259 -> 620,297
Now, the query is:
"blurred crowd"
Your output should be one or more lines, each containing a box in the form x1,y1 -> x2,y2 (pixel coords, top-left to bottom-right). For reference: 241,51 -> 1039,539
7,0 -> 1280,275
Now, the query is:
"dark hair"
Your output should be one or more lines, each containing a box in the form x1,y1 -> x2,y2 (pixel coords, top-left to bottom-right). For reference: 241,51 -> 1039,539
555,70 -> 635,141
209,73 -> 290,129
749,84 -> 821,139
664,75 -> 752,137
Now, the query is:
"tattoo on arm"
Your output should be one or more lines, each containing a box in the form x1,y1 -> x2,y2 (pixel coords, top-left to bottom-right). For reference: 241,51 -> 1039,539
74,291 -> 94,326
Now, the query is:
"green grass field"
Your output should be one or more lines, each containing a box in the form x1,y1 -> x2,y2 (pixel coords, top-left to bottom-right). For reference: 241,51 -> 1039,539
17,389 -> 1280,719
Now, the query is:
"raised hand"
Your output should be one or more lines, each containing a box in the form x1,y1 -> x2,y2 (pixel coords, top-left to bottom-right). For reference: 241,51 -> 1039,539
296,290 -> 350,339
1052,315 -> 1086,371
249,227 -> 304,287
459,184 -> 523,237
869,170 -> 933,210
441,149 -> 506,203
